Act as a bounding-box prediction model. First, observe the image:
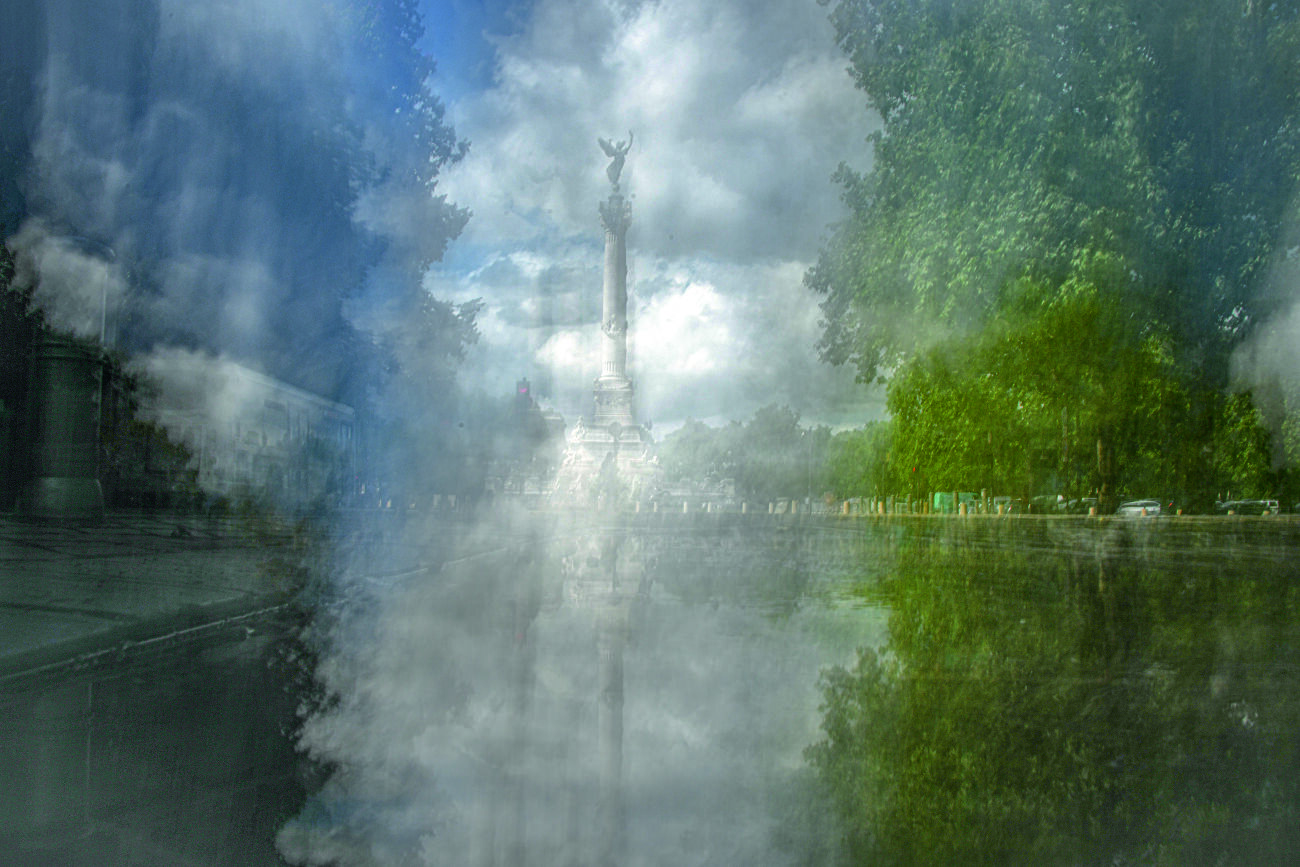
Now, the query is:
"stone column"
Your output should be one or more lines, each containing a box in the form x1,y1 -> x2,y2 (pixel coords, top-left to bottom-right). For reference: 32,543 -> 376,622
595,194 -> 635,429
600,193 -> 629,382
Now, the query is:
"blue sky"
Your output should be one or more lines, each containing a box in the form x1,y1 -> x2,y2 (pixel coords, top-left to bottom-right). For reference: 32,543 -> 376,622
9,0 -> 886,432
419,0 -> 522,100
413,0 -> 885,430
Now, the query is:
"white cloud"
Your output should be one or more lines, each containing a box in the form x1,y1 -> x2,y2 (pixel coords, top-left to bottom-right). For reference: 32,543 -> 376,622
635,278 -> 734,377
435,0 -> 883,427
6,219 -> 127,340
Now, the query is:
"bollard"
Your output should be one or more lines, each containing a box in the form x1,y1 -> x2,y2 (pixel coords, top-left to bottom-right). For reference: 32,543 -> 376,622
683,501 -> 689,514
742,501 -> 748,514
769,502 -> 774,514
959,502 -> 967,516
843,500 -> 851,516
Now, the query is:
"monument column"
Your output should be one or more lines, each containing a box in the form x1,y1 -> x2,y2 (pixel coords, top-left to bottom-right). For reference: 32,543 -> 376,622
552,133 -> 659,505
593,134 -> 635,429
598,193 -> 630,386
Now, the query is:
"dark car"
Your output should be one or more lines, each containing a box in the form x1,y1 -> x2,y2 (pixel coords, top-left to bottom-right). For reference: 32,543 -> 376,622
1222,499 -> 1279,515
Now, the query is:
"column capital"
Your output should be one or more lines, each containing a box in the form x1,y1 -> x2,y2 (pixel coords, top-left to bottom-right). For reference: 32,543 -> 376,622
599,193 -> 631,235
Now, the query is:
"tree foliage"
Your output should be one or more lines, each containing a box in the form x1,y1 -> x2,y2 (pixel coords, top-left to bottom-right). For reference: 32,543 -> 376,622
656,405 -> 833,503
810,0 -> 1300,384
885,258 -> 1199,501
826,420 -> 897,499
810,0 -> 1300,504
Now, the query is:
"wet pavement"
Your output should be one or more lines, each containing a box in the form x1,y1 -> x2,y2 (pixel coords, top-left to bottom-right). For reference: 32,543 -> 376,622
0,510 -> 301,681
0,510 -> 315,865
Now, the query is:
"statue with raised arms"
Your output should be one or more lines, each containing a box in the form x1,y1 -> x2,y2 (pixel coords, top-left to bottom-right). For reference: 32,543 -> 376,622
598,132 -> 634,187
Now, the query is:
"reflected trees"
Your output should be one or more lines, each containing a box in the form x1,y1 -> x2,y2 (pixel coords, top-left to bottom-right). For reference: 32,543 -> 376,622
808,522 -> 1300,864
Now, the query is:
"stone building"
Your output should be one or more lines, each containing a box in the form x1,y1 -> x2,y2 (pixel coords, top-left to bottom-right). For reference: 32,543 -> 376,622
141,355 -> 355,508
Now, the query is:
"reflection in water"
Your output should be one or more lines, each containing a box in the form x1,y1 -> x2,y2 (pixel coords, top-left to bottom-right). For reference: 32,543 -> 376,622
277,512 -> 881,866
278,514 -> 1300,865
810,518 -> 1300,865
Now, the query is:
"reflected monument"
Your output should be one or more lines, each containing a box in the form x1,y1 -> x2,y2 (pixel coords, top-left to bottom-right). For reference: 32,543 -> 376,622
553,134 -> 658,506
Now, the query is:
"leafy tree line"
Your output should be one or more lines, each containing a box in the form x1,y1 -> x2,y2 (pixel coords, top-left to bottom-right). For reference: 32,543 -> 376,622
825,275 -> 1281,508
656,405 -> 834,504
808,0 -> 1300,510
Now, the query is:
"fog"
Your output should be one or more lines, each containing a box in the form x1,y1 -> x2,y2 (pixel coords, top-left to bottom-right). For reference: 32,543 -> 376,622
5,0 -> 1300,865
273,509 -> 881,864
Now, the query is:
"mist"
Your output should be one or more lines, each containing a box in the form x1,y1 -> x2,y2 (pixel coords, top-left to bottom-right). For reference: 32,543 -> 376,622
6,0 -> 1300,864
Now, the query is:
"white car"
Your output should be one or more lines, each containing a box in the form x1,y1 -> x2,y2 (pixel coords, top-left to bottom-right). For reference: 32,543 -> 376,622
1117,499 -> 1162,517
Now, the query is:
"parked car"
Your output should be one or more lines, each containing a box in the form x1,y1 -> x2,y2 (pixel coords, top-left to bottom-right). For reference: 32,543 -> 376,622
1220,499 -> 1278,515
1030,494 -> 1067,513
1116,499 -> 1162,517
931,491 -> 980,514
991,496 -> 1025,514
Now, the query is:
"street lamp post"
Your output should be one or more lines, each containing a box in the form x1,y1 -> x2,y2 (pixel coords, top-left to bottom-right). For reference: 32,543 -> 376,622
802,429 -> 813,513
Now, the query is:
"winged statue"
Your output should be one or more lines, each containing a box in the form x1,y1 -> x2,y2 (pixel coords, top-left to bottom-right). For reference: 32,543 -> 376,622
598,132 -> 634,187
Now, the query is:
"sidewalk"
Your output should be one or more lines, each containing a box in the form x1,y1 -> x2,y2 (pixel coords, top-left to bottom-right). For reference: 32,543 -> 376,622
0,510 -> 301,681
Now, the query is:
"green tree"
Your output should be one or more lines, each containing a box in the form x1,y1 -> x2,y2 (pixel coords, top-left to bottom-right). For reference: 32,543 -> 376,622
808,0 -> 1300,500
656,406 -> 834,504
1212,391 -> 1278,499
827,420 -> 898,499
657,418 -> 740,486
884,260 -> 1203,506
810,0 -> 1300,385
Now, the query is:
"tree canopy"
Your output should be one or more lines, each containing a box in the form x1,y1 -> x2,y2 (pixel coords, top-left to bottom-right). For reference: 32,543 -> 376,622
811,0 -> 1300,383
2,0 -> 473,407
657,405 -> 833,503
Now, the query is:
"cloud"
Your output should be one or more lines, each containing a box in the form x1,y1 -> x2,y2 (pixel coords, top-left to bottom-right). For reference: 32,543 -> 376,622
1231,198 -> 1300,452
444,0 -> 873,260
12,0 -> 471,403
278,516 -> 880,865
435,0 -> 882,427
5,218 -> 127,340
